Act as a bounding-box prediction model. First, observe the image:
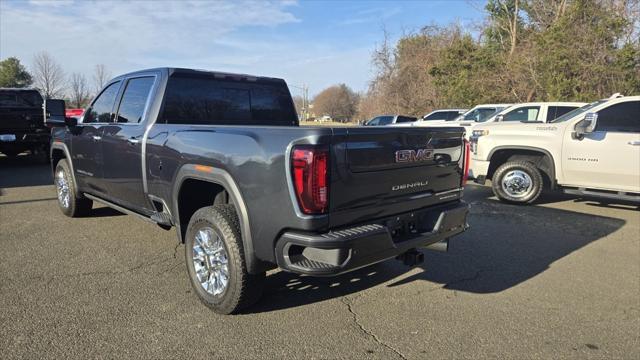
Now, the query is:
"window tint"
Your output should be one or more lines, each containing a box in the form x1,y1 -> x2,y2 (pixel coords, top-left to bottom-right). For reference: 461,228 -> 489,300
546,106 -> 578,122
115,77 -> 155,123
84,82 -> 121,123
465,108 -> 499,122
0,91 -> 42,107
377,116 -> 395,125
162,74 -> 296,126
503,106 -> 540,122
446,111 -> 461,120
365,117 -> 380,126
396,116 -> 417,123
595,101 -> 639,133
424,111 -> 448,121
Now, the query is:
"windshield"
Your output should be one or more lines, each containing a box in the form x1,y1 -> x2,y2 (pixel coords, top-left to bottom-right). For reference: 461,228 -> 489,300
549,100 -> 607,123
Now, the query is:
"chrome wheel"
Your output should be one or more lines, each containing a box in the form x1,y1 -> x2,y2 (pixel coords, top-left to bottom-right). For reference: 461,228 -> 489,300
55,169 -> 70,209
501,170 -> 533,198
192,227 -> 229,296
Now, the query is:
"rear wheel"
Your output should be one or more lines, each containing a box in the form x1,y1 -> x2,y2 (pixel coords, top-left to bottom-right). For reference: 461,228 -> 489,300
491,161 -> 543,204
54,159 -> 93,217
185,204 -> 265,314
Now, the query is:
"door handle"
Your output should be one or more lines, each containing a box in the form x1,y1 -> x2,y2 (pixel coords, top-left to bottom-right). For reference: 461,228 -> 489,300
628,141 -> 640,146
92,135 -> 102,141
127,137 -> 140,145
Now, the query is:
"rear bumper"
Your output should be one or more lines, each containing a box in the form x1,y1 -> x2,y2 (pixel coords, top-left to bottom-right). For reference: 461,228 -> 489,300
275,201 -> 469,276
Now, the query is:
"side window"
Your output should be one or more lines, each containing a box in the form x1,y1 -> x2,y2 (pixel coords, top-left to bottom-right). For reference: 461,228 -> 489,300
396,116 -> 416,123
378,116 -> 395,125
546,106 -> 577,122
447,111 -> 461,120
555,106 -> 577,119
367,117 -> 380,126
84,81 -> 121,123
424,111 -> 446,121
503,106 -> 540,122
595,101 -> 640,133
115,77 -> 155,123
546,106 -> 558,122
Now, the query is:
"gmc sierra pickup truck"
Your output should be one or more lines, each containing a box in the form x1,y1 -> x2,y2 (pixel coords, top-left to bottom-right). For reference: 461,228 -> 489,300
0,88 -> 49,158
46,68 -> 470,314
470,95 -> 639,204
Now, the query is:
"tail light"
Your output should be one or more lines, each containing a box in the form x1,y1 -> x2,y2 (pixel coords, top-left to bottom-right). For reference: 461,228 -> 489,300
462,139 -> 470,186
291,145 -> 329,214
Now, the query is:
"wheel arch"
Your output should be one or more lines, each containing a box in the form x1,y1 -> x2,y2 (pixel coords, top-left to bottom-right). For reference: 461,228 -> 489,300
172,164 -> 262,274
50,143 -> 80,195
487,146 -> 557,189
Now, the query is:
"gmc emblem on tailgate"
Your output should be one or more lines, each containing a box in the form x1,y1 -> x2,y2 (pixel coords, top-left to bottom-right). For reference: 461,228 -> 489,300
395,148 -> 434,163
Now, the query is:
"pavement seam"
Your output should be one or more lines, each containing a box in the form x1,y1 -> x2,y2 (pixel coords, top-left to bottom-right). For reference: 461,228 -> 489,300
340,295 -> 408,360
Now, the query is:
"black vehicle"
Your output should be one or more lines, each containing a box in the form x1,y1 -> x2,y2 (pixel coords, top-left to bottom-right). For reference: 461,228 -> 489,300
0,88 -> 49,158
46,68 -> 470,314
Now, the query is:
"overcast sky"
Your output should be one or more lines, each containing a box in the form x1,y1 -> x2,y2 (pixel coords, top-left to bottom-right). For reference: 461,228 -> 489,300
0,0 -> 484,96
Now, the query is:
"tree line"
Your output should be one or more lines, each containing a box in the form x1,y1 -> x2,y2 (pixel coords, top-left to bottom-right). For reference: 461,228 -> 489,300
312,0 -> 639,122
0,51 -> 111,108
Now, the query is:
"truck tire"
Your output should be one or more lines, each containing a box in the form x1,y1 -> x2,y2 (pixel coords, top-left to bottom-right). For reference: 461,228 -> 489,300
185,204 -> 265,314
54,159 -> 93,217
491,161 -> 543,204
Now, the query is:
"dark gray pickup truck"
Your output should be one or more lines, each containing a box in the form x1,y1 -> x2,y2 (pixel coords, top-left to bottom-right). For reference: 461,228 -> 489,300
46,68 -> 470,314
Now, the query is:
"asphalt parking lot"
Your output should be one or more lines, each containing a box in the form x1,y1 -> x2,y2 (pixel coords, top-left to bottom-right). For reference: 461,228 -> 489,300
1,154 -> 638,359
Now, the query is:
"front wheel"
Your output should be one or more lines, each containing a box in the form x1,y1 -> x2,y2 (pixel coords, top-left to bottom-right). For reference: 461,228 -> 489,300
185,204 -> 265,314
491,161 -> 543,204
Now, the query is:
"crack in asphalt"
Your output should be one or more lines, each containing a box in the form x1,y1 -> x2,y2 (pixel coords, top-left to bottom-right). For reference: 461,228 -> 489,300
341,295 -> 408,360
172,242 -> 181,259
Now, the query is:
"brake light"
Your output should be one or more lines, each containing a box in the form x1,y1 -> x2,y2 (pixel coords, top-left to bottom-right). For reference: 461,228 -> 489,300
291,145 -> 329,214
462,139 -> 470,186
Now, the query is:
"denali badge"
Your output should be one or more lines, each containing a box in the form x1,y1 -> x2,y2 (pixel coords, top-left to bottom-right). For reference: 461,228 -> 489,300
395,147 -> 434,163
392,180 -> 429,191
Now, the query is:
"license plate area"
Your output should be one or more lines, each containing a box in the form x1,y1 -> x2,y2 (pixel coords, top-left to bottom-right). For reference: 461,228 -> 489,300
385,203 -> 467,243
0,134 -> 16,142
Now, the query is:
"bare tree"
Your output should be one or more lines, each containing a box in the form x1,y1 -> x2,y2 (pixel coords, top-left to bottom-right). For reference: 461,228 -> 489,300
32,51 -> 65,99
93,64 -> 111,92
68,72 -> 90,108
313,84 -> 359,122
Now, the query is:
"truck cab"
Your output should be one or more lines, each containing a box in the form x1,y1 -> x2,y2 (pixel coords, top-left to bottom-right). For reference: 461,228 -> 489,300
470,95 -> 640,204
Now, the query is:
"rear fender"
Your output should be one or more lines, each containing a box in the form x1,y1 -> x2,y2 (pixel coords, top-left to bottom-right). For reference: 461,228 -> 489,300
172,164 -> 262,274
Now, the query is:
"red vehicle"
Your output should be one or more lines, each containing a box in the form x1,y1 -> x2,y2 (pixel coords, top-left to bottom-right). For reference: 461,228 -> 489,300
65,108 -> 84,119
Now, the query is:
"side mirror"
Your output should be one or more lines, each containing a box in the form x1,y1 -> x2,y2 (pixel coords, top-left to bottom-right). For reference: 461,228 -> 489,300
43,99 -> 67,126
572,113 -> 598,140
495,114 -> 504,122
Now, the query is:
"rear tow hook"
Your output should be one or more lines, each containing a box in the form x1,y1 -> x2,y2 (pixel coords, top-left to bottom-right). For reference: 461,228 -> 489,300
396,248 -> 424,267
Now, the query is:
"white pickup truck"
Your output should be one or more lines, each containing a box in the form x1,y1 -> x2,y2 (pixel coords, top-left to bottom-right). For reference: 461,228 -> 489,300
469,95 -> 640,204
421,102 -> 584,139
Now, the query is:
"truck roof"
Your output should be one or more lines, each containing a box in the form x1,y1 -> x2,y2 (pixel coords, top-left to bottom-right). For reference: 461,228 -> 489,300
0,87 -> 41,92
114,67 -> 286,84
504,101 -> 587,107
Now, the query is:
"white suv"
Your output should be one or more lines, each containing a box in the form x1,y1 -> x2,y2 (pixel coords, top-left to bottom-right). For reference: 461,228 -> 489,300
470,95 -> 640,204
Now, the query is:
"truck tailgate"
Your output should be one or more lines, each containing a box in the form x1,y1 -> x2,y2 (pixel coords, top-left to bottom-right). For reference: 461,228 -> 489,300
329,126 -> 465,228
